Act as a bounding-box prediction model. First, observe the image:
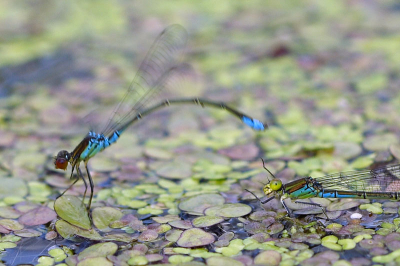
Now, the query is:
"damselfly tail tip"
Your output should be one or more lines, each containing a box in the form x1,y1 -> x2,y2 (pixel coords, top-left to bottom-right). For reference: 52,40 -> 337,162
242,116 -> 267,131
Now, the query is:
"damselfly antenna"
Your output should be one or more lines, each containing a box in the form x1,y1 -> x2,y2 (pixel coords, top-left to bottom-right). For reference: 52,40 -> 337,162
260,157 -> 277,182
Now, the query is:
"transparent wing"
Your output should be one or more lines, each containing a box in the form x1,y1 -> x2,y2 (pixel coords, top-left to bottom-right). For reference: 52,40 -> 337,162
101,24 -> 188,137
313,164 -> 400,192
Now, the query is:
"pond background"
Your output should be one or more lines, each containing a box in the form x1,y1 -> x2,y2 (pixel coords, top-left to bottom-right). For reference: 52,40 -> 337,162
1,1 -> 400,265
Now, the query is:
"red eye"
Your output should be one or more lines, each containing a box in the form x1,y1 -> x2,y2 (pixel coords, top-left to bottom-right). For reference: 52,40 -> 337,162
54,158 -> 68,170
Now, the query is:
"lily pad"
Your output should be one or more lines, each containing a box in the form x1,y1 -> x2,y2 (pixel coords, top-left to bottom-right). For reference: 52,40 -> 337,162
138,229 -> 158,241
0,242 -> 17,250
169,220 -> 193,229
0,206 -> 21,219
144,147 -> 173,159
0,219 -> 24,231
363,134 -> 398,151
54,195 -> 91,230
152,215 -> 180,224
92,207 -> 123,231
176,228 -> 215,248
155,161 -> 192,179
204,203 -> 252,218
254,250 -> 281,265
18,206 -> 57,226
165,229 -> 183,242
333,142 -> 362,159
179,194 -> 225,214
207,256 -> 244,266
192,216 -> 224,228
326,199 -> 361,212
0,177 -> 28,199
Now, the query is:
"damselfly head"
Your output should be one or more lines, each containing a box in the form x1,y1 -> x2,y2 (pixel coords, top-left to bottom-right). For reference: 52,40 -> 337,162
54,150 -> 71,170
260,158 -> 282,195
263,179 -> 282,195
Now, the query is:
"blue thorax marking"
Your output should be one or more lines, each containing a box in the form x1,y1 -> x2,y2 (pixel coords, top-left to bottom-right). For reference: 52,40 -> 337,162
80,131 -> 121,160
288,185 -> 319,199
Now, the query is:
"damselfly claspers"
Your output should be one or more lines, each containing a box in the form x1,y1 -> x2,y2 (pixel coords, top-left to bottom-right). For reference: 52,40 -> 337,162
54,25 -> 266,211
247,159 -> 400,219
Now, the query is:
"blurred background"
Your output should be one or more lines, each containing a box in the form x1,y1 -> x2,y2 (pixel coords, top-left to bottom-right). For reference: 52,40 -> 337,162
1,0 -> 400,176
1,0 -> 400,264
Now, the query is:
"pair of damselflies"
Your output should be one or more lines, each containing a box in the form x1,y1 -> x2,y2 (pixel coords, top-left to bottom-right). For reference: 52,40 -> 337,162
54,25 -> 266,210
247,159 -> 400,219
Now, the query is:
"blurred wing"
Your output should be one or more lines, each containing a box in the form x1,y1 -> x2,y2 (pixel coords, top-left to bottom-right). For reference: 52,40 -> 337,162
314,164 -> 400,192
101,25 -> 188,137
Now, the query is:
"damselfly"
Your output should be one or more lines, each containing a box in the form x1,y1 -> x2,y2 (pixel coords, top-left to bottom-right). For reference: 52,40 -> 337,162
247,159 -> 400,218
54,25 -> 266,211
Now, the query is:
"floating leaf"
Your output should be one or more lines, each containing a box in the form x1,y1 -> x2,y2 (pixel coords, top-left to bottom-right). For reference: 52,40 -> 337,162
363,134 -> 398,152
14,229 -> 42,237
55,220 -> 101,240
54,195 -> 90,230
103,233 -> 134,243
327,199 -> 361,212
169,220 -> 193,229
0,206 -> 21,219
207,256 -> 244,266
0,219 -> 24,231
18,206 -> 57,226
92,207 -> 123,231
138,230 -> 158,242
155,161 -> 192,179
192,216 -> 224,228
165,229 -> 183,242
144,147 -> 173,159
176,228 -> 215,247
204,203 -> 251,218
0,242 -> 17,250
254,250 -> 281,265
0,177 -> 28,199
152,215 -> 180,224
179,194 -> 225,214
78,242 -> 118,261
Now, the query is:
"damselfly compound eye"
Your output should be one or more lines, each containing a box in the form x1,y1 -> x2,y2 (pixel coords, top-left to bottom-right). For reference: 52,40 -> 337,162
270,179 -> 282,191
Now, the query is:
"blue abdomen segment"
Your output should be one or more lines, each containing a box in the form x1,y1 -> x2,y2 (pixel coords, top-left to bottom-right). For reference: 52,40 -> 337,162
242,117 -> 265,131
79,131 -> 121,160
316,190 -> 358,198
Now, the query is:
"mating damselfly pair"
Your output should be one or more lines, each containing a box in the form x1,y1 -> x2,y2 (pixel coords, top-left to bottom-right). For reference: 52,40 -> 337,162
54,25 -> 266,210
247,159 -> 400,219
